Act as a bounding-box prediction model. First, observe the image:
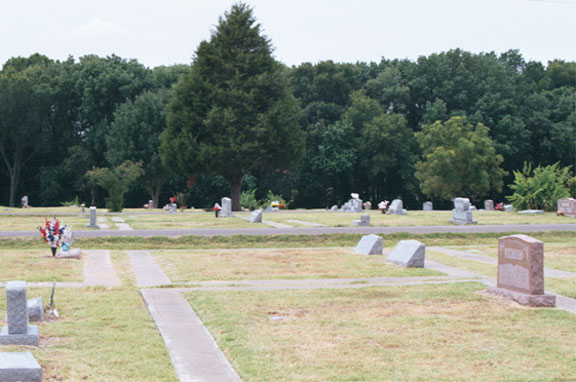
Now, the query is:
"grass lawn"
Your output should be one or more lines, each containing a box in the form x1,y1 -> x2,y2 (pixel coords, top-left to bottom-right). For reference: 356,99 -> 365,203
124,211 -> 266,229
257,210 -> 572,227
0,249 -> 83,282
186,282 -> 576,382
0,215 -> 93,231
152,247 -> 443,282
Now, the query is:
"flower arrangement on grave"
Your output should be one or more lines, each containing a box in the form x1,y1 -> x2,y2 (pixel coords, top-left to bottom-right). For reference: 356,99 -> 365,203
38,217 -> 64,256
495,202 -> 504,211
378,200 -> 390,214
270,201 -> 280,208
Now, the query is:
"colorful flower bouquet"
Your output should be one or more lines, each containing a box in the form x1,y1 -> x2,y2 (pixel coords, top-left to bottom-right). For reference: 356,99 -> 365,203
38,217 -> 64,256
378,200 -> 390,214
494,202 -> 504,211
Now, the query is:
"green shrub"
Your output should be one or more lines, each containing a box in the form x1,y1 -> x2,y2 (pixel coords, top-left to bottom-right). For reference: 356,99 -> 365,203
240,190 -> 259,210
261,190 -> 287,208
506,162 -> 571,211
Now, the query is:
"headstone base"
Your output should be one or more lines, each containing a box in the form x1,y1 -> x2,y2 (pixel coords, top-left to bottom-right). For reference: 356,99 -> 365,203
485,287 -> 556,307
449,219 -> 477,225
518,210 -> 544,215
85,223 -> 100,229
57,248 -> 82,259
0,352 -> 42,382
0,325 -> 39,346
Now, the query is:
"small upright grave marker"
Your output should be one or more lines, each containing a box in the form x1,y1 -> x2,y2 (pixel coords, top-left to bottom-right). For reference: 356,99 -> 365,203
486,234 -> 555,307
557,197 -> 576,217
387,240 -> 425,268
484,199 -> 494,211
352,214 -> 370,227
449,198 -> 477,224
249,209 -> 262,223
354,234 -> 382,255
86,207 -> 100,229
0,281 -> 39,346
423,201 -> 433,211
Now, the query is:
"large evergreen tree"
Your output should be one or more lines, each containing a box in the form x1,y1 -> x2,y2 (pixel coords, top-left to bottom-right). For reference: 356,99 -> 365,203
161,3 -> 304,210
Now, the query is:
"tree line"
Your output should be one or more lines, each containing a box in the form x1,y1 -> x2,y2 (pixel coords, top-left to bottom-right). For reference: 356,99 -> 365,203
1,5 -> 574,210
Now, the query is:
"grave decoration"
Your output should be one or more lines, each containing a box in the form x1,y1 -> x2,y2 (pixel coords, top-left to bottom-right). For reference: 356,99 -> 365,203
38,218 -> 65,257
377,200 -> 389,214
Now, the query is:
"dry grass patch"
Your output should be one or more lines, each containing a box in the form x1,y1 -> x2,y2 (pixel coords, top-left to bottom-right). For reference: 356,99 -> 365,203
0,286 -> 178,382
186,282 -> 575,381
0,249 -> 83,282
153,248 -> 442,282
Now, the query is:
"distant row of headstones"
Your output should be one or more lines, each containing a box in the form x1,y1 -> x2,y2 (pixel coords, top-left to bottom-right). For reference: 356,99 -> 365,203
354,232 -> 556,307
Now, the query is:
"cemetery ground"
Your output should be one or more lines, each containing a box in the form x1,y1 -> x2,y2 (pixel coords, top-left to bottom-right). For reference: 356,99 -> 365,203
0,227 -> 574,381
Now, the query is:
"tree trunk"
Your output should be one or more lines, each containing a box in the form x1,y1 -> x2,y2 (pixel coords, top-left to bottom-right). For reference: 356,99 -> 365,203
8,164 -> 19,207
228,174 -> 243,211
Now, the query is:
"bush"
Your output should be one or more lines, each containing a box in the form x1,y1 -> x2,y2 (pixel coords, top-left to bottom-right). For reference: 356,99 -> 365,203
506,162 -> 572,211
240,190 -> 259,210
261,190 -> 287,208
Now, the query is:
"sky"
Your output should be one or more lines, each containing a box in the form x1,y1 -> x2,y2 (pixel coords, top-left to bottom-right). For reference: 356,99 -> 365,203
0,0 -> 574,68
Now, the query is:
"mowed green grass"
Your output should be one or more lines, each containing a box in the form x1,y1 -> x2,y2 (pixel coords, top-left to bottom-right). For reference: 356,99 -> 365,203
0,215 -> 93,231
124,211 -> 266,229
152,247 -> 443,282
186,282 -> 576,382
0,249 -> 83,282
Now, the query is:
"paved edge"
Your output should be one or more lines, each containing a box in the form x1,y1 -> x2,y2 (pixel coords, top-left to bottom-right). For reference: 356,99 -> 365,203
141,289 -> 242,382
127,250 -> 171,287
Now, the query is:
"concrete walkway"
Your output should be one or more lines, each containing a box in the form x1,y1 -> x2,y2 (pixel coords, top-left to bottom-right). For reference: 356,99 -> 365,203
127,250 -> 171,287
141,289 -> 242,382
1,223 -> 574,238
285,219 -> 325,227
111,217 -> 134,231
430,247 -> 576,278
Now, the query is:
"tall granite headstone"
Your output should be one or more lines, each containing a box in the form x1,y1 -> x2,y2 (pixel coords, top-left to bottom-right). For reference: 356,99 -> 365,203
557,198 -> 576,218
220,197 -> 234,217
423,201 -> 433,211
486,234 -> 555,307
0,281 -> 39,346
484,199 -> 494,211
86,206 -> 100,229
449,198 -> 477,224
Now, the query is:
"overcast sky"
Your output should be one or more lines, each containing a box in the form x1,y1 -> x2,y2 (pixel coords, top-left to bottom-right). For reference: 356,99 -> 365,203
1,0 -> 574,68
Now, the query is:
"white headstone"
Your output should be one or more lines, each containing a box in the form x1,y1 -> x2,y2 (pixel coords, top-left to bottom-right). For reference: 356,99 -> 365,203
354,234 -> 383,255
503,204 -> 515,212
423,201 -> 433,211
449,197 -> 477,224
484,200 -> 494,211
249,210 -> 262,223
220,197 -> 234,217
387,240 -> 425,268
330,205 -> 338,212
388,199 -> 407,215
352,215 -> 370,227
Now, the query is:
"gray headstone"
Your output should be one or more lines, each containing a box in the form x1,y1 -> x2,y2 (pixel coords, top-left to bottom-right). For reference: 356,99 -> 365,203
388,199 -> 407,215
27,297 -> 44,322
387,240 -> 425,268
349,198 -> 362,212
354,234 -> 383,255
557,198 -> 576,217
249,210 -> 262,223
449,197 -> 477,224
86,206 -> 99,228
0,352 -> 42,382
423,201 -> 433,211
0,281 -> 39,346
220,197 -> 234,217
81,203 -> 86,214
352,214 -> 371,227
170,203 -> 178,213
484,199 -> 494,211
330,205 -> 338,212
503,204 -> 514,212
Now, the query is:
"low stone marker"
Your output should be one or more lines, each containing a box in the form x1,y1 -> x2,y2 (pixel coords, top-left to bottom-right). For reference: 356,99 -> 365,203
486,234 -> 555,307
518,209 -> 544,215
503,204 -> 514,212
423,201 -> 433,211
249,210 -> 262,223
387,240 -> 425,268
27,297 -> 44,322
352,215 -> 370,227
330,205 -> 338,212
81,203 -> 86,214
354,234 -> 382,255
0,281 -> 39,346
220,197 -> 234,217
484,199 -> 494,211
557,197 -> 576,217
0,352 -> 42,382
449,197 -> 477,225
388,199 -> 407,215
85,206 -> 100,229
